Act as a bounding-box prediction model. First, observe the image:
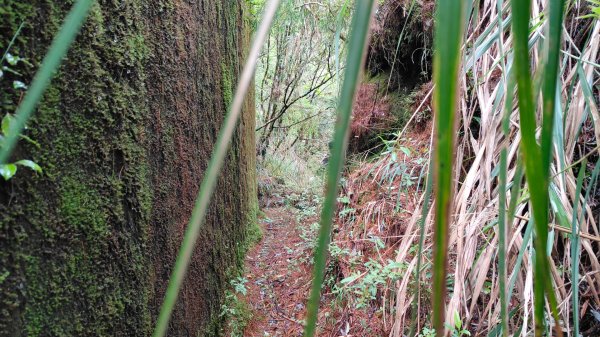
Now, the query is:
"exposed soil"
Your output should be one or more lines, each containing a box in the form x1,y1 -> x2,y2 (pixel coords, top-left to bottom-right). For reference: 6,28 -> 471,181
243,206 -> 312,336
243,195 -> 392,337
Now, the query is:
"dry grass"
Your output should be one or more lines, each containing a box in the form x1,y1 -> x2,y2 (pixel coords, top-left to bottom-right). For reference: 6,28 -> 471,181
336,1 -> 600,336
392,1 -> 600,335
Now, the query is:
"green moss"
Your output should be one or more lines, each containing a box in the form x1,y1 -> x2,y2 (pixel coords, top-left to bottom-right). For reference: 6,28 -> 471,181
0,1 -> 34,51
239,197 -> 260,260
126,33 -> 150,63
1,1 -> 256,336
59,175 -> 109,238
221,62 -> 234,109
0,0 -> 153,335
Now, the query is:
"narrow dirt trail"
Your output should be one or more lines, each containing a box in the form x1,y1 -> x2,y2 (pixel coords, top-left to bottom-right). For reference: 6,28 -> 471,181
241,201 -> 389,337
243,206 -> 313,336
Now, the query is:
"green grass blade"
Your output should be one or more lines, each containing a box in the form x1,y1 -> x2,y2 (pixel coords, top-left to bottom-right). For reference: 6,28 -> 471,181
498,68 -> 515,337
511,0 -> 568,334
151,1 -> 281,336
408,161 -> 434,337
506,160 -> 528,300
431,1 -> 466,335
303,2 -> 375,336
571,158 -> 586,337
510,0 -> 562,334
570,157 -> 600,337
507,160 -> 525,230
1,21 -> 25,64
0,0 -> 94,165
540,0 -> 565,177
508,219 -> 532,300
538,0 -> 566,334
506,154 -> 527,306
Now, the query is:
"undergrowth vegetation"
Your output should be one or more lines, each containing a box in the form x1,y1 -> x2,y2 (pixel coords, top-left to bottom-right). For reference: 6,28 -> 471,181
220,276 -> 253,337
326,1 -> 600,337
258,1 -> 600,336
255,0 -> 352,194
258,0 -> 600,336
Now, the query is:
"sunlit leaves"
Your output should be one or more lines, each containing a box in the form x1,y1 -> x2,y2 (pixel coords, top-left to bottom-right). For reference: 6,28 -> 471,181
0,164 -> 17,180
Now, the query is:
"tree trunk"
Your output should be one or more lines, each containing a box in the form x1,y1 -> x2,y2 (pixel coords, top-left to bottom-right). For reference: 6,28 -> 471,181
0,1 -> 256,336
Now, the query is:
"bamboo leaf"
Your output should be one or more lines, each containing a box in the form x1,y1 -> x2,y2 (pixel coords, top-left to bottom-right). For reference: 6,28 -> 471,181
431,1 -> 466,335
303,2 -> 375,336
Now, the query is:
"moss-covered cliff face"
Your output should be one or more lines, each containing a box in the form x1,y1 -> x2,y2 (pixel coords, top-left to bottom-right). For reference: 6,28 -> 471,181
0,1 -> 256,336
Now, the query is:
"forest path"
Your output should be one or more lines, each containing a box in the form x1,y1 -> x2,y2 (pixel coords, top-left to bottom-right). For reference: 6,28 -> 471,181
243,205 -> 313,336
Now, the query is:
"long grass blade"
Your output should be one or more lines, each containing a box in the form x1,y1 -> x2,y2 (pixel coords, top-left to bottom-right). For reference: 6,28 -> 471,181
538,0 -> 566,334
540,0 -> 565,173
498,69 -> 515,337
303,2 -> 375,336
431,1 -> 466,335
408,161 -> 434,337
510,0 -> 563,335
570,157 -> 600,337
1,21 -> 25,64
151,1 -> 281,336
571,158 -> 586,337
507,161 -> 526,303
511,0 -> 568,334
0,0 -> 94,165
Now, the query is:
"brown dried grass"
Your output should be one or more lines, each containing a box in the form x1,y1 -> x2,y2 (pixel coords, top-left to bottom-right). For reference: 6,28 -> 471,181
338,1 -> 600,336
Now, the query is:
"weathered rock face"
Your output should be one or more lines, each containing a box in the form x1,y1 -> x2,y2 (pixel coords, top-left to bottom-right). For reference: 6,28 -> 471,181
0,1 -> 256,336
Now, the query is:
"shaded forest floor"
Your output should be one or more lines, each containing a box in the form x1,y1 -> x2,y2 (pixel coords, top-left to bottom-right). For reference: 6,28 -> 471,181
239,192 -> 390,337
243,205 -> 311,336
236,121 -> 434,337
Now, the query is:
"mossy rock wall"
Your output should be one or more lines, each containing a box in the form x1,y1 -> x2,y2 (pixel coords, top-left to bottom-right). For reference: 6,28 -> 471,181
0,1 -> 256,336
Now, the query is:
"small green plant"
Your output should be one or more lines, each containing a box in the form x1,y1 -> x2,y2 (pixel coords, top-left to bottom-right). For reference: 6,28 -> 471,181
418,327 -> 436,337
231,276 -> 248,296
446,312 -> 471,337
337,195 -> 356,219
1,37 -> 42,180
220,277 -> 252,337
0,113 -> 42,180
336,259 -> 406,309
298,221 -> 320,256
2,52 -> 33,89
